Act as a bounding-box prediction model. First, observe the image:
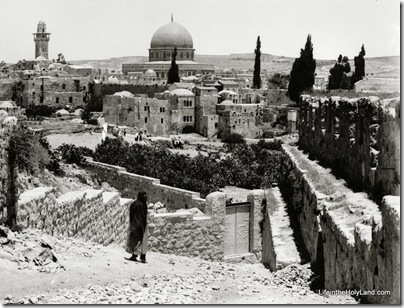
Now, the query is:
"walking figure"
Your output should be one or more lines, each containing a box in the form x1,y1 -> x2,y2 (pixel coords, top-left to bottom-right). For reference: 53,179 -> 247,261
126,192 -> 149,263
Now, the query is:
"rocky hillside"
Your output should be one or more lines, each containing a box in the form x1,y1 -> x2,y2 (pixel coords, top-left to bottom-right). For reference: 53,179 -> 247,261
0,227 -> 357,304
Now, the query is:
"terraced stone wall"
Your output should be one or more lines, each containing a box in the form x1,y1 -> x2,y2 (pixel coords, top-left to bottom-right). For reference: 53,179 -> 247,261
17,187 -> 232,261
282,144 -> 400,304
298,95 -> 400,199
84,157 -> 206,213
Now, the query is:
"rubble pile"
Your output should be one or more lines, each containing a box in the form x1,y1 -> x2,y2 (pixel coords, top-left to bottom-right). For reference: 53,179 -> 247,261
271,263 -> 312,288
0,226 -> 64,273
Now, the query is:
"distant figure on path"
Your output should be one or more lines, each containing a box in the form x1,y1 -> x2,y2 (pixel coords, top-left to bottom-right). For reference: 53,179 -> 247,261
101,123 -> 108,142
126,192 -> 149,263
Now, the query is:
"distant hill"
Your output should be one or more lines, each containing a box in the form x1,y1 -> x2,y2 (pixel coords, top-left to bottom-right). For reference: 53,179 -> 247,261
70,54 -> 400,78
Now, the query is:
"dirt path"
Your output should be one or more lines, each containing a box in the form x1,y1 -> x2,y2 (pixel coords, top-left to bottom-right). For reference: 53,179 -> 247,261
1,228 -> 357,304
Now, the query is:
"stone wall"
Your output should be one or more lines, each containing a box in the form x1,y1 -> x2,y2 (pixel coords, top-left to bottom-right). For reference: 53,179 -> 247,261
147,192 -> 226,260
0,79 -> 15,101
298,95 -> 400,199
84,157 -> 207,213
22,78 -> 90,108
282,144 -> 400,304
261,188 -> 301,271
93,84 -> 168,99
17,187 -> 230,261
103,95 -> 171,136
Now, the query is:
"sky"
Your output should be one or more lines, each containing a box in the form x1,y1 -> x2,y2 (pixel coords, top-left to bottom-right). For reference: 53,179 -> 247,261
0,0 -> 401,62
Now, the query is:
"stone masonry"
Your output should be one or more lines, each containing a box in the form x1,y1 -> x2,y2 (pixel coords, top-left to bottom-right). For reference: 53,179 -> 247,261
298,95 -> 400,200
282,144 -> 400,304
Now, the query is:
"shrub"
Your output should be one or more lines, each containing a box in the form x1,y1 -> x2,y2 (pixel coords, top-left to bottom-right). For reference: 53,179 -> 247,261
57,144 -> 94,165
39,136 -> 62,175
93,137 -> 289,198
222,133 -> 246,144
8,126 -> 50,175
25,105 -> 58,118
86,118 -> 99,125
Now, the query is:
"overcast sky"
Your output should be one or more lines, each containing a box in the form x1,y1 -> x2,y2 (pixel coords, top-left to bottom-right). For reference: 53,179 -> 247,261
0,0 -> 400,62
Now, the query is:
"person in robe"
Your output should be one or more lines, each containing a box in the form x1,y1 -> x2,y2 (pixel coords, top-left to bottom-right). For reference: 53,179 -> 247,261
126,192 -> 149,263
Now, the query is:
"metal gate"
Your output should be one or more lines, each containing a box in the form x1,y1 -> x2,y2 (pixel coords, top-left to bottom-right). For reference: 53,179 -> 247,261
224,202 -> 250,256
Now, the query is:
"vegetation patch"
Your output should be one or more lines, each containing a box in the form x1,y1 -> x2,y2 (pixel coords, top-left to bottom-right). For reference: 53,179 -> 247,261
92,138 -> 291,198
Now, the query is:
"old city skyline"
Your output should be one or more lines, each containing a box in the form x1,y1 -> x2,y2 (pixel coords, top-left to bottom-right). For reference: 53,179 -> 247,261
0,0 -> 400,63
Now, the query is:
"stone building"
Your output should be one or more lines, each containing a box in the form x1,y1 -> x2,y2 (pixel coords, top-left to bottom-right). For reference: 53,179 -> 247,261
218,80 -> 240,94
194,86 -> 219,138
103,92 -> 170,135
21,76 -> 90,108
216,101 -> 263,138
33,20 -> 50,59
103,88 -> 196,136
122,17 -> 215,80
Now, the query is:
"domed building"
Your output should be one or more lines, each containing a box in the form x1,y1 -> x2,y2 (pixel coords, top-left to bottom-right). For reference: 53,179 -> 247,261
149,21 -> 194,61
122,17 -> 214,82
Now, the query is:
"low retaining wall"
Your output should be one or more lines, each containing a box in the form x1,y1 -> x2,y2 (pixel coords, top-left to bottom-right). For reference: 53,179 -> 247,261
148,192 -> 226,260
85,157 -> 206,213
282,144 -> 400,304
17,186 -> 266,262
262,188 -> 301,271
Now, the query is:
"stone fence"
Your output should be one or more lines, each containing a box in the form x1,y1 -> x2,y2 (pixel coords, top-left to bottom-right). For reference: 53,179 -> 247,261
298,95 -> 400,199
17,185 -> 266,262
282,144 -> 400,304
84,157 -> 207,213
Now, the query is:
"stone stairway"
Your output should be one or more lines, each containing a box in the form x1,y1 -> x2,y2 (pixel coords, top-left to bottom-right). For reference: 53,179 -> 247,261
17,187 -> 133,247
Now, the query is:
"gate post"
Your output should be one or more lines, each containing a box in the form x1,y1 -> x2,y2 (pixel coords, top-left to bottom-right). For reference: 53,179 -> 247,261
247,189 -> 265,261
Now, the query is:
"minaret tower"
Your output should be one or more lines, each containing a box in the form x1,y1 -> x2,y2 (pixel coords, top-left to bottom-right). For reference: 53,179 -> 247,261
33,20 -> 50,59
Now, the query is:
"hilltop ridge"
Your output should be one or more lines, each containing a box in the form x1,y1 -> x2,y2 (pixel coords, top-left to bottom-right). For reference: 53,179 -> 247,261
70,54 -> 399,78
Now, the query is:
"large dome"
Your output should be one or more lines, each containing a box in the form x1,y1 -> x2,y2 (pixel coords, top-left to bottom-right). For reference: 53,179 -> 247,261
150,22 -> 193,48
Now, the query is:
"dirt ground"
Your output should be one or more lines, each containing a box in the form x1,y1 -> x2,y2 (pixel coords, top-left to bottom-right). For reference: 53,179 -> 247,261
0,228 -> 357,305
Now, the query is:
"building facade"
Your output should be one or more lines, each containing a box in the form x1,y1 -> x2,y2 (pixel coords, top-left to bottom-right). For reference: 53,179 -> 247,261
103,89 -> 196,136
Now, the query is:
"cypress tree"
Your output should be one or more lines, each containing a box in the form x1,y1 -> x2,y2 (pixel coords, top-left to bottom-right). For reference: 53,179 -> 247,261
253,36 -> 261,89
352,44 -> 366,84
288,34 -> 316,103
167,47 -> 180,84
328,55 -> 351,90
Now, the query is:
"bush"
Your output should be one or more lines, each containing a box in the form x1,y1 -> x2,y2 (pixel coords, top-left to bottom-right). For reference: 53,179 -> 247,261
57,144 -> 94,165
93,137 -> 289,198
222,133 -> 246,144
86,118 -> 99,125
82,96 -> 103,123
25,105 -> 58,118
9,126 -> 50,175
39,136 -> 62,175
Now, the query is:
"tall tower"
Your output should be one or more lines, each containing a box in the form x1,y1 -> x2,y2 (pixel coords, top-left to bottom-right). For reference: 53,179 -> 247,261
33,20 -> 50,59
